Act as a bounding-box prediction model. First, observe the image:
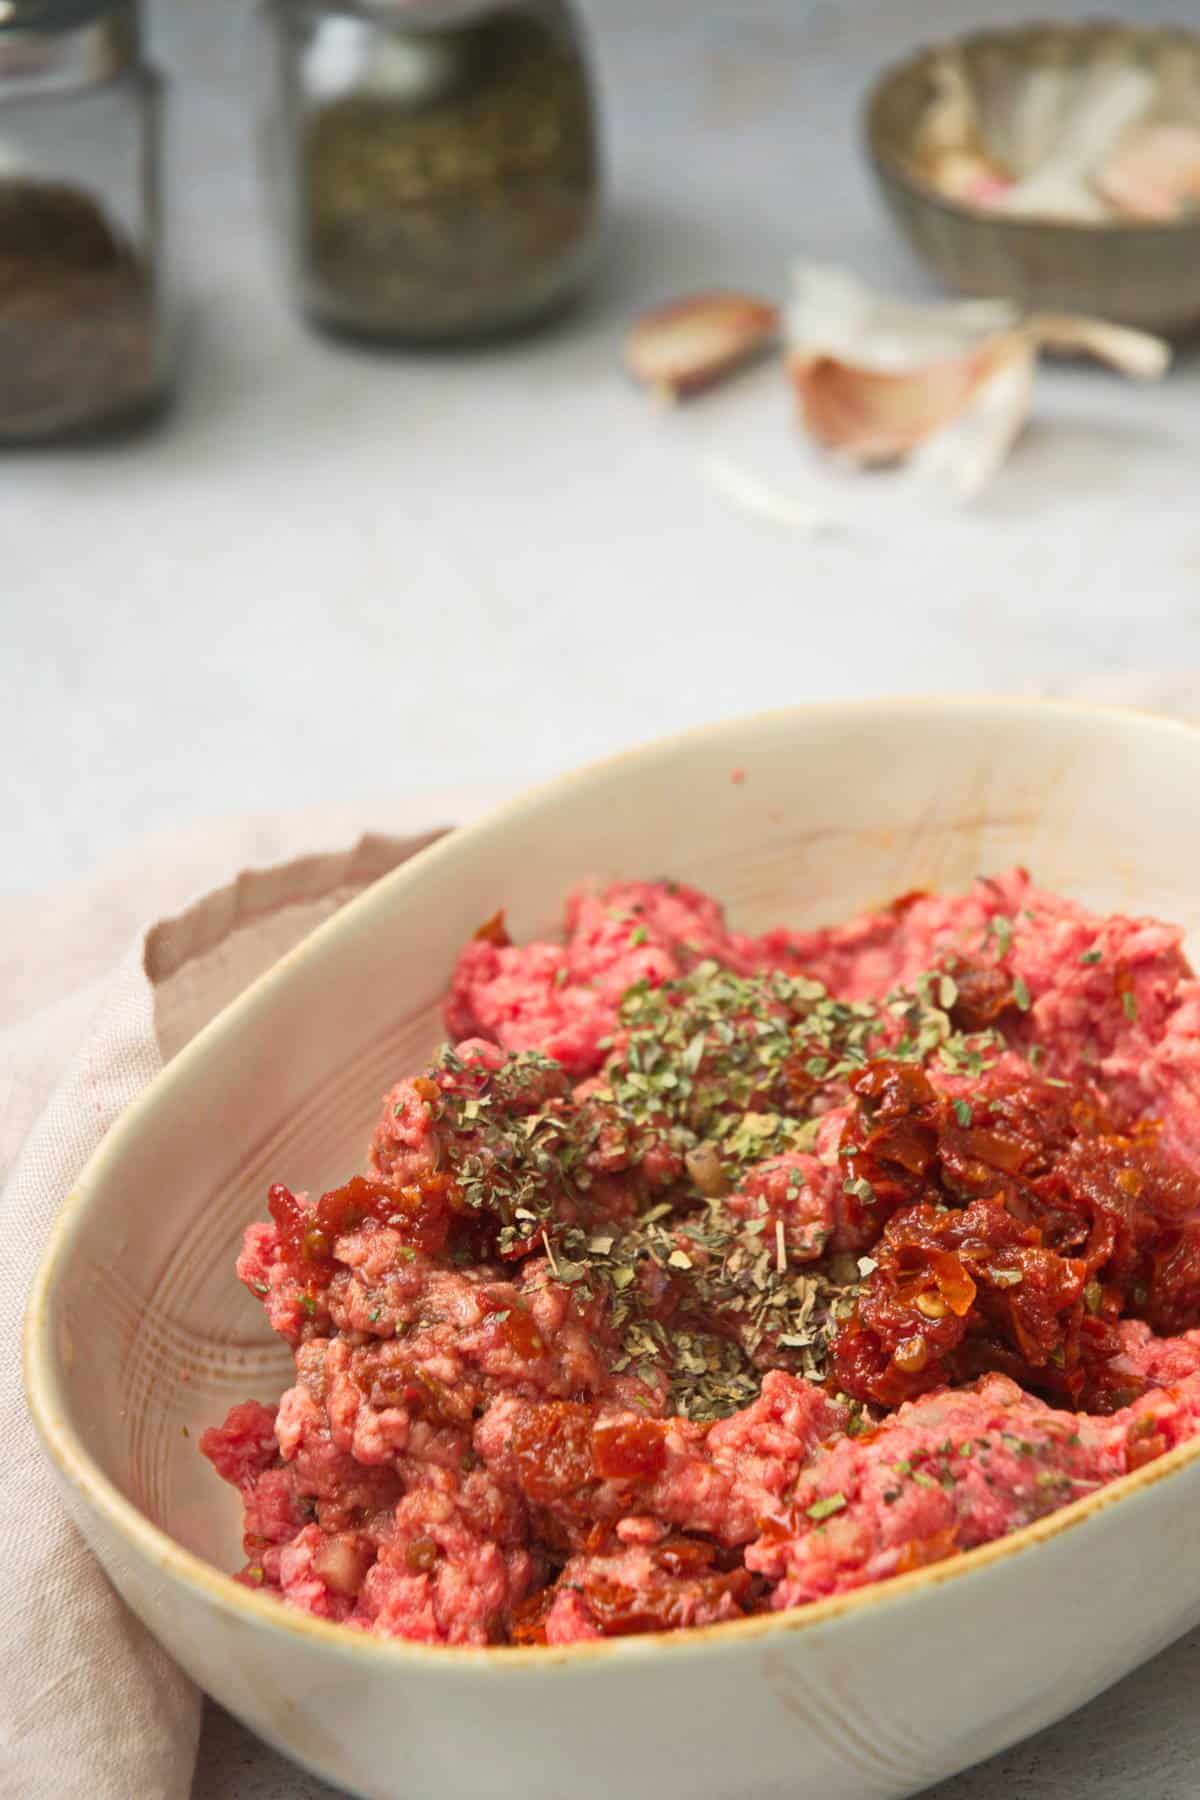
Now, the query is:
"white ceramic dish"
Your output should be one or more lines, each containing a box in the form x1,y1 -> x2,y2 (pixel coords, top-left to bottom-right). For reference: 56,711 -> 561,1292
25,699 -> 1200,1800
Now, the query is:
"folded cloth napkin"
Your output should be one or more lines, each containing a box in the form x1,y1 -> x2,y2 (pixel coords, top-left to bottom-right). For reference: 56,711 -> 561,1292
3,681 -> 1197,1800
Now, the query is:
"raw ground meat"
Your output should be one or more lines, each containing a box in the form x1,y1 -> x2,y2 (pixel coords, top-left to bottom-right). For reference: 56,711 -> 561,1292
749,1366 -> 1200,1609
204,869 -> 1200,1646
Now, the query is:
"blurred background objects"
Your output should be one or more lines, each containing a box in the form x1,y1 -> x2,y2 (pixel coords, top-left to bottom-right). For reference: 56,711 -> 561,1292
0,0 -> 167,437
3,0 -> 1198,889
262,0 -> 602,340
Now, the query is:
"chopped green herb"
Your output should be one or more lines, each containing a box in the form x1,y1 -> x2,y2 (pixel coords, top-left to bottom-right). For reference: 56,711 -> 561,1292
370,943 -> 1016,1422
1122,990 -> 1138,1023
987,915 -> 1014,956
806,1492 -> 847,1523
1012,976 -> 1032,1012
953,1099 -> 973,1128
1080,949 -> 1102,965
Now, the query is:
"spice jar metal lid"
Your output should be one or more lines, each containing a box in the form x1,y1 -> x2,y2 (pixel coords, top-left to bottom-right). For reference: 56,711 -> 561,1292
0,0 -> 141,88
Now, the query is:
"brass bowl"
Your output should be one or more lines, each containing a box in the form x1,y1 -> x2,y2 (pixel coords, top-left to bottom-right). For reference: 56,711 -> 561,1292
865,20 -> 1200,339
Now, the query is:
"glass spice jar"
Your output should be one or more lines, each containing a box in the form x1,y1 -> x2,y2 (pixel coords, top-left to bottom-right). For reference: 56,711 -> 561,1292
261,0 -> 603,342
0,0 -> 168,442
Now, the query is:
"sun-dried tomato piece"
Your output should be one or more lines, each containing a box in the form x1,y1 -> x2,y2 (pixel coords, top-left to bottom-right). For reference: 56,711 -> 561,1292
825,1052 -> 1200,1409
510,1586 -> 555,1646
570,1539 -> 756,1637
509,1401 -> 595,1509
370,1357 -> 470,1428
1142,1221 -> 1200,1337
592,1417 -> 669,1482
946,962 -> 1017,1033
268,1172 -> 456,1292
473,909 -> 511,947
832,1194 -> 1091,1408
896,1526 -> 960,1575
481,1297 -> 546,1361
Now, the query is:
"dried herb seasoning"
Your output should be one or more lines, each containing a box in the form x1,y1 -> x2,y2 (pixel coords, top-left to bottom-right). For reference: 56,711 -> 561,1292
290,5 -> 600,339
419,956 -> 1010,1423
0,178 -> 159,441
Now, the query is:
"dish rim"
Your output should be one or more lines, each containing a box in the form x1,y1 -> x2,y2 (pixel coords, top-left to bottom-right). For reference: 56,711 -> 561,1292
24,693 -> 1200,1674
863,19 -> 1200,241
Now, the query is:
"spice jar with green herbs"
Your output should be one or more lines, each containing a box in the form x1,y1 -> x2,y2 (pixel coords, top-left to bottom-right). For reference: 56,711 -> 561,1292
0,0 -> 168,442
262,0 -> 602,341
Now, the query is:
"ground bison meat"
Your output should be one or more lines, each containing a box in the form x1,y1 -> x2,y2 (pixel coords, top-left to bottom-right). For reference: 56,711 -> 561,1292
748,1368 -> 1200,1609
204,870 -> 1200,1644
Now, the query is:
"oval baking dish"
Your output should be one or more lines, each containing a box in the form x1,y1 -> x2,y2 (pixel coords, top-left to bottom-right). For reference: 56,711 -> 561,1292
25,698 -> 1200,1800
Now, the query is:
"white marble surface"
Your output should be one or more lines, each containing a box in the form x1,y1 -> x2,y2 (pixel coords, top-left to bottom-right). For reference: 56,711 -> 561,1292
6,0 -> 1200,901
8,0 -> 1200,1792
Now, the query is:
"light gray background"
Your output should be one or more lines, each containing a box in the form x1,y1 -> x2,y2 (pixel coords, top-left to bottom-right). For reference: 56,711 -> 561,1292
7,0 -> 1200,1791
5,0 -> 1200,900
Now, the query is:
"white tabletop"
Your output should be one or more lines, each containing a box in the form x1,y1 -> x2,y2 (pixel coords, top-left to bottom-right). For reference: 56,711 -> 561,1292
6,0 -> 1200,902
7,0 -> 1200,1791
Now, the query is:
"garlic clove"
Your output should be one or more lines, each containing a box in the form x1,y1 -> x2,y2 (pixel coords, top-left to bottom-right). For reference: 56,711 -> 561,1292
783,264 -> 1171,497
906,344 -> 1036,499
1094,122 -> 1200,220
623,291 -> 780,399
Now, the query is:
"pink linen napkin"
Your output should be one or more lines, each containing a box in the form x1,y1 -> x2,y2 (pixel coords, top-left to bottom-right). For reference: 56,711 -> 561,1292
3,681 -> 1198,1800
0,787 -> 507,1800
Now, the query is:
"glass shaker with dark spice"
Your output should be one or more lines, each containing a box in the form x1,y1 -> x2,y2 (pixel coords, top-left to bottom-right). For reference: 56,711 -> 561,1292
261,0 -> 602,341
0,0 -> 168,442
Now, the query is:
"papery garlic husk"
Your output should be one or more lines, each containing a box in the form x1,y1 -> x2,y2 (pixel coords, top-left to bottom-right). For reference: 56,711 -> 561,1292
790,335 -> 1029,467
786,264 -> 1170,495
1024,313 -> 1171,379
786,265 -> 1026,474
